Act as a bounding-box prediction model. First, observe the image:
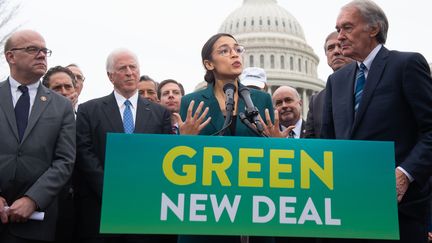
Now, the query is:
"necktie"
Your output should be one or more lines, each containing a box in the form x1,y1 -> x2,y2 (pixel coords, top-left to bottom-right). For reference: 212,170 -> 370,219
354,63 -> 367,112
123,100 -> 134,134
15,85 -> 30,142
288,130 -> 295,138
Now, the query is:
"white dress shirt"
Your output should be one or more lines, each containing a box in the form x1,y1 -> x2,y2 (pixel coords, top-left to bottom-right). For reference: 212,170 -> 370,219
114,90 -> 138,125
9,76 -> 40,116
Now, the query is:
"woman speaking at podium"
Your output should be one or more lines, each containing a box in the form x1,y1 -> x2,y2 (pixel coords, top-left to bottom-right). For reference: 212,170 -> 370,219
175,33 -> 290,138
174,33 -> 290,243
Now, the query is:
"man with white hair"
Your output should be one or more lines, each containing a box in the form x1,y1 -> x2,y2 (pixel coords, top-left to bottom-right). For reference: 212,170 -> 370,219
74,49 -> 172,242
322,0 -> 432,242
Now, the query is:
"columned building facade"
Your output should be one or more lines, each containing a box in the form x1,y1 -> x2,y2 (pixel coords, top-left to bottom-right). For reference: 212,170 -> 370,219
219,0 -> 325,116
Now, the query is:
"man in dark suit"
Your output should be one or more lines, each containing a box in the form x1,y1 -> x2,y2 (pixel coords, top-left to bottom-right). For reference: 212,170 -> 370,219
0,30 -> 75,242
305,31 -> 352,138
138,75 -> 159,103
321,0 -> 432,242
272,86 -> 306,138
42,66 -> 78,243
74,49 -> 172,243
157,79 -> 184,134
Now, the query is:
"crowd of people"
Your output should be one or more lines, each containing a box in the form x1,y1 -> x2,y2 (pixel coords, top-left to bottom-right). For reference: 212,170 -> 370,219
0,0 -> 431,242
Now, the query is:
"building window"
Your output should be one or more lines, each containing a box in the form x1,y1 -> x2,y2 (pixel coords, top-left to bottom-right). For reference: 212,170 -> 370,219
298,58 -> 302,72
259,18 -> 263,25
243,20 -> 246,27
267,19 -> 271,26
260,55 -> 264,68
305,60 -> 308,73
270,55 -> 275,69
251,19 -> 254,26
290,56 -> 294,70
280,56 -> 285,69
249,55 -> 254,67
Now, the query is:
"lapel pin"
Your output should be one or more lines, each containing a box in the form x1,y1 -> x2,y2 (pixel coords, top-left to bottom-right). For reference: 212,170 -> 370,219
40,96 -> 47,101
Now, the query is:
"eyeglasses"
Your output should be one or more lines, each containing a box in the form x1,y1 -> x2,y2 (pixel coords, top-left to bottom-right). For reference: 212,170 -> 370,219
9,46 -> 52,57
75,74 -> 85,82
215,45 -> 245,57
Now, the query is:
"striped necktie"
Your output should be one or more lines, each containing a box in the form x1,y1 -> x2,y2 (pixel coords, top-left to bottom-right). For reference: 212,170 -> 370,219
354,63 -> 367,112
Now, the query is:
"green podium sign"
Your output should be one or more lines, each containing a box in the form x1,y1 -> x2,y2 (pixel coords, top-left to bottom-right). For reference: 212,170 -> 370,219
100,133 -> 399,240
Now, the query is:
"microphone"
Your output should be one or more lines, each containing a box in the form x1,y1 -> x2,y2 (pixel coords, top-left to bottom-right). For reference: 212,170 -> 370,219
223,83 -> 236,115
238,86 -> 264,133
217,83 -> 236,136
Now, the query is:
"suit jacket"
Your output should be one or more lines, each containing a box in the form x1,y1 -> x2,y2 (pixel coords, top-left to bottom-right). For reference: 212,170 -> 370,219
74,92 -> 171,239
180,82 -> 274,137
321,47 -> 432,220
0,79 -> 75,241
305,90 -> 325,138
298,119 -> 307,138
280,119 -> 306,138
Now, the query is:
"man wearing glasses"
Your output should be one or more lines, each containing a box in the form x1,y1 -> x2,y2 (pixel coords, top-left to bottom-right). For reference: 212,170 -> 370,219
66,64 -> 85,97
0,30 -> 75,243
66,64 -> 85,111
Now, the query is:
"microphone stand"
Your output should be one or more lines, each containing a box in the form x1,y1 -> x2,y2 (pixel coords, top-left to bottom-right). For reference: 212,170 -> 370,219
218,102 -> 234,136
213,83 -> 236,136
238,84 -> 267,137
239,112 -> 267,137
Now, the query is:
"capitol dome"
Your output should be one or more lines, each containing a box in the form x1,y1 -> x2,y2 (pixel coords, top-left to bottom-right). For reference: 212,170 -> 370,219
219,0 -> 325,115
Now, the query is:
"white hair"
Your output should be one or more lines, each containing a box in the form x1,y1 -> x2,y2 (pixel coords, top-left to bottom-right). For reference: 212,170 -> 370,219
105,48 -> 139,72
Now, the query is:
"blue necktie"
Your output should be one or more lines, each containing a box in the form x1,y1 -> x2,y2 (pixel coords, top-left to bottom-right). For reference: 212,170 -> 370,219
15,85 -> 30,142
123,100 -> 134,134
354,63 -> 367,112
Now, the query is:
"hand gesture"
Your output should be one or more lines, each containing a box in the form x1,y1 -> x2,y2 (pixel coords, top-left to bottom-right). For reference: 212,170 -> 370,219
260,109 -> 295,138
172,100 -> 211,135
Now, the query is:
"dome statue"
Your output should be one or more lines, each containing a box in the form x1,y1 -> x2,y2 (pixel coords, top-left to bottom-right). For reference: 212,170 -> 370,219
219,0 -> 325,116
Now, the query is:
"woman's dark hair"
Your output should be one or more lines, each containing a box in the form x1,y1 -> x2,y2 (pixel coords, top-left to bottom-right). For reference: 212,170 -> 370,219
201,33 -> 236,84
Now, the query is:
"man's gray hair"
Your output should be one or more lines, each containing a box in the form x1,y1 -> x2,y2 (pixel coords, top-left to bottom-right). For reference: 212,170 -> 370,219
106,48 -> 139,72
343,0 -> 388,44
324,31 -> 339,52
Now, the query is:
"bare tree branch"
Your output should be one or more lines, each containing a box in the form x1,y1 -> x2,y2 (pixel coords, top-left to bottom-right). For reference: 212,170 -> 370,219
0,0 -> 21,77
0,0 -> 21,49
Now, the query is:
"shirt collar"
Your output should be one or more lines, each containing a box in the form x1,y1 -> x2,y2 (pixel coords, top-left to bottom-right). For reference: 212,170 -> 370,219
357,44 -> 382,71
9,76 -> 40,92
281,118 -> 303,138
114,90 -> 138,109
292,118 -> 302,138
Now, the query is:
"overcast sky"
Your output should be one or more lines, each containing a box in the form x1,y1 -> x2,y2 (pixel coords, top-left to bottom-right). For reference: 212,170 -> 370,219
2,0 -> 431,103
